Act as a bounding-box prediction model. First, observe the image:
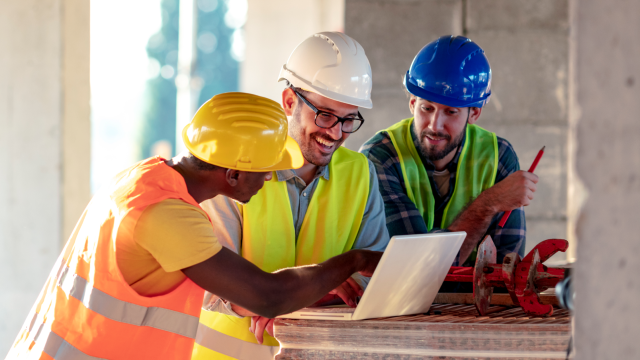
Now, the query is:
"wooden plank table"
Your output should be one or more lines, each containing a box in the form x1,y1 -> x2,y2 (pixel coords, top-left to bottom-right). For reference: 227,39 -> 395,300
274,303 -> 571,359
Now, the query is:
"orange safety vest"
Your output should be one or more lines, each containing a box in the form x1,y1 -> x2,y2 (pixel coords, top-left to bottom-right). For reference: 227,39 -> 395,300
7,157 -> 206,360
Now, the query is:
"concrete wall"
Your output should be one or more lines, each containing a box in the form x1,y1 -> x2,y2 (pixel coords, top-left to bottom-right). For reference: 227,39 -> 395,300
573,0 -> 640,357
0,0 -> 90,356
345,0 -> 570,262
240,0 -> 345,101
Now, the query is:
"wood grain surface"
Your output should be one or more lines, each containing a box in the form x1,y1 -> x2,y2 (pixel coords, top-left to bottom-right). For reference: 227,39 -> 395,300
274,304 -> 571,360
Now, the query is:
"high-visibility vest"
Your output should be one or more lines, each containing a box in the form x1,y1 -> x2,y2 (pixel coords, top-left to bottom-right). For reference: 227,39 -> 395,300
192,147 -> 370,360
385,118 -> 498,260
7,157 -> 206,360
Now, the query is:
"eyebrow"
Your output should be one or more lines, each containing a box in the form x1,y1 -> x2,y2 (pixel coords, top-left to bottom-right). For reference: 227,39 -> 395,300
317,106 -> 359,117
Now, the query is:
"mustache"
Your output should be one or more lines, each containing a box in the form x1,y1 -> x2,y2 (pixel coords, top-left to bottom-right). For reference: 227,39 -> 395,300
420,129 -> 451,141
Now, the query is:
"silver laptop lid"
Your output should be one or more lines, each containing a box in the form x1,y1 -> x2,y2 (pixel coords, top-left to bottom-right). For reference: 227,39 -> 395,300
352,232 -> 465,320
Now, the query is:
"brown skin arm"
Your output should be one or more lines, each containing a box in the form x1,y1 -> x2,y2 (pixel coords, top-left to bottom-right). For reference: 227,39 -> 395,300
448,170 -> 538,263
182,247 -> 382,319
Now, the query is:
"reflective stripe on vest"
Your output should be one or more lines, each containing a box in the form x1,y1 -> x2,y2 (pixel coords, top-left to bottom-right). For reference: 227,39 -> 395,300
193,147 -> 370,360
8,157 -> 206,360
57,266 -> 199,338
385,119 -> 498,231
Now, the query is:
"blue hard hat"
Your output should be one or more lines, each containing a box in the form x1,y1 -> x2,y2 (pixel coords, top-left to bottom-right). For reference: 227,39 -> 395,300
404,35 -> 491,108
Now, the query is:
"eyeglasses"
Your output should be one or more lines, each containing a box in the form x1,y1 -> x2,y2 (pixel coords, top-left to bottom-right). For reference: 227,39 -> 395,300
291,87 -> 365,133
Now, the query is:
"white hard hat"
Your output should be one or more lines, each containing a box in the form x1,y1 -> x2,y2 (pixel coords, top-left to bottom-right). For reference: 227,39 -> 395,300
278,32 -> 373,109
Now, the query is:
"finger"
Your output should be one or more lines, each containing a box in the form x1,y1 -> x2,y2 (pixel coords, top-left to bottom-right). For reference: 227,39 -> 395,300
340,282 -> 359,306
334,284 -> 358,307
250,316 -> 257,334
345,277 -> 363,296
255,316 -> 271,344
524,172 -> 540,183
266,318 -> 275,337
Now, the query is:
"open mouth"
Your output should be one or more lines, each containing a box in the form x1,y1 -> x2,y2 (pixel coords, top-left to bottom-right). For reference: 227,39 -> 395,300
313,135 -> 336,152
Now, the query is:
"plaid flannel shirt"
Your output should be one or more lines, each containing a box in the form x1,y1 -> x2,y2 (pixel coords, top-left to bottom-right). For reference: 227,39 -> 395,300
360,123 -> 526,267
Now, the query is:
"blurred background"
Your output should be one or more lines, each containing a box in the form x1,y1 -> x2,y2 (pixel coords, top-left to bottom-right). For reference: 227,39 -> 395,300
1,0 -> 638,358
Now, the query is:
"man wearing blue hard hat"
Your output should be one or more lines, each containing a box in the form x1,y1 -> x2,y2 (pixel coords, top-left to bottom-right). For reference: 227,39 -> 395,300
361,35 -> 538,271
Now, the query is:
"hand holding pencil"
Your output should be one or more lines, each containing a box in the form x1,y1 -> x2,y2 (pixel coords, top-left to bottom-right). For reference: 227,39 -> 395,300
497,146 -> 545,228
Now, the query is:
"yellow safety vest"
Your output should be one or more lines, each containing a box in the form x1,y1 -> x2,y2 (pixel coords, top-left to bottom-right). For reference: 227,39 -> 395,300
192,147 -> 370,360
385,118 -> 498,259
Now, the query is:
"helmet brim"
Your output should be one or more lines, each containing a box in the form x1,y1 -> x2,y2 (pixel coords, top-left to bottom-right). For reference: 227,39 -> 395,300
279,67 -> 373,109
258,135 -> 305,171
404,72 -> 490,109
183,125 -> 304,172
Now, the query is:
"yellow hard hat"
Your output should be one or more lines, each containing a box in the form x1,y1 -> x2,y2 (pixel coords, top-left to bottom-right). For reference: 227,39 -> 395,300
182,92 -> 304,171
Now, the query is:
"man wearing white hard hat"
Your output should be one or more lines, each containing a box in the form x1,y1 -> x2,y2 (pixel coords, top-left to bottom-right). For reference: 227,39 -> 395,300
193,32 -> 390,360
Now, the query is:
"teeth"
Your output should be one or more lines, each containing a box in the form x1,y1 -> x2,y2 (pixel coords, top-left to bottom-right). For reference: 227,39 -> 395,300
315,137 -> 335,147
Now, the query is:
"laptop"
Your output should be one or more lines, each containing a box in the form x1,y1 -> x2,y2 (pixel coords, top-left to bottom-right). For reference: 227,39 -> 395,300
278,232 -> 466,321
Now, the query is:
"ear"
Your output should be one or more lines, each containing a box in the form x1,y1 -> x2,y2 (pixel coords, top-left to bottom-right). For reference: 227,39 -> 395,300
409,96 -> 416,115
282,88 -> 297,116
467,107 -> 482,125
225,169 -> 241,187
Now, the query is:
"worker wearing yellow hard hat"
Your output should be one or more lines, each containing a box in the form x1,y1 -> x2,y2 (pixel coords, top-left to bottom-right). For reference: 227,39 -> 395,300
7,92 -> 382,360
194,33 -> 391,359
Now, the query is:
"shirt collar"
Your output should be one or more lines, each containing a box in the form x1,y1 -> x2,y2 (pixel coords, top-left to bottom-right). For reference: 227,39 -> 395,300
275,164 -> 330,182
410,121 -> 466,173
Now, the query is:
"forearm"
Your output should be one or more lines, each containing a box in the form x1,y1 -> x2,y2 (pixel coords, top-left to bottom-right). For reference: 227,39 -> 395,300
447,190 -> 499,263
263,251 -> 367,316
183,247 -> 376,319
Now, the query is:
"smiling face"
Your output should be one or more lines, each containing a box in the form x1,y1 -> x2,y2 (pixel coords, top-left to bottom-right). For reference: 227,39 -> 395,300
410,96 -> 482,169
282,88 -> 359,167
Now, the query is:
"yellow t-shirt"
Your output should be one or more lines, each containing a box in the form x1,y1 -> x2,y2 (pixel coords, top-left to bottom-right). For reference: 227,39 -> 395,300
116,199 -> 222,296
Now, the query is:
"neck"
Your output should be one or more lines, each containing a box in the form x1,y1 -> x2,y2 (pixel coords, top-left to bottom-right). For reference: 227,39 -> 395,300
295,159 -> 320,185
431,149 -> 457,172
166,155 -> 221,203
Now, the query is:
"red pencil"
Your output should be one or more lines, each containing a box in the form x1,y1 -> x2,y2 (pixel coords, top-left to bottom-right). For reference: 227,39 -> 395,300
497,146 -> 545,228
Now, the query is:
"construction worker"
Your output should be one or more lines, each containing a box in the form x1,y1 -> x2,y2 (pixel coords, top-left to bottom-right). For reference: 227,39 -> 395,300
194,32 -> 390,359
361,35 -> 537,272
6,93 -> 382,360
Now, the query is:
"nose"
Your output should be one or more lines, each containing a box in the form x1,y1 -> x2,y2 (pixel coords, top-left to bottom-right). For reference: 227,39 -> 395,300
326,121 -> 343,140
264,172 -> 272,181
427,111 -> 445,133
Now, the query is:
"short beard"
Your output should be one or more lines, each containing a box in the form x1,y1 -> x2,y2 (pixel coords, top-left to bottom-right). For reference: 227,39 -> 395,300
289,104 -> 344,167
416,123 -> 466,162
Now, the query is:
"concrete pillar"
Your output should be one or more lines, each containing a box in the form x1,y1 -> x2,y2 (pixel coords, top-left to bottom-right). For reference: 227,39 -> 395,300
572,0 -> 640,357
240,0 -> 345,101
0,0 -> 90,355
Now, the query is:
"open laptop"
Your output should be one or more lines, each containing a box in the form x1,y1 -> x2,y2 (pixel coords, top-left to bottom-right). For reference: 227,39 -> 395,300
278,232 -> 466,321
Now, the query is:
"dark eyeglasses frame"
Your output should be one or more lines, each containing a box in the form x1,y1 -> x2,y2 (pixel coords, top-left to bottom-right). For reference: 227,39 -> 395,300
291,87 -> 365,133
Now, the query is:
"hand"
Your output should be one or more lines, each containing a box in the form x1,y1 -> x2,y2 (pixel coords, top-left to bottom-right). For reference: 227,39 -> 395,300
230,303 -> 258,317
485,170 -> 538,212
313,277 -> 363,308
249,316 -> 274,345
355,250 -> 383,277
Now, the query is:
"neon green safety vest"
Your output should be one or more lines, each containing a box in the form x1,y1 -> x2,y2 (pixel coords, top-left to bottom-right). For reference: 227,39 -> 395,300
385,117 -> 498,232
192,147 -> 370,360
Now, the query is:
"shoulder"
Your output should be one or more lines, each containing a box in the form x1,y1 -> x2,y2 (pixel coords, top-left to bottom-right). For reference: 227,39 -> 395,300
359,130 -> 397,165
142,198 -> 208,221
496,136 -> 521,179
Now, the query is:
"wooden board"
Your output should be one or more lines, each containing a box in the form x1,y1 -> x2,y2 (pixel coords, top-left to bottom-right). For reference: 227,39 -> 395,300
274,304 -> 571,359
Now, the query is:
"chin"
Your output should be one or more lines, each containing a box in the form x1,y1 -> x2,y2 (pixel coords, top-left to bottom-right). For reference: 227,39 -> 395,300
232,198 -> 250,205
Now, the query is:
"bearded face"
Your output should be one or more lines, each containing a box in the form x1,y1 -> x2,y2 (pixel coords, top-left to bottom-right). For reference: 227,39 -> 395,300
411,97 -> 475,166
